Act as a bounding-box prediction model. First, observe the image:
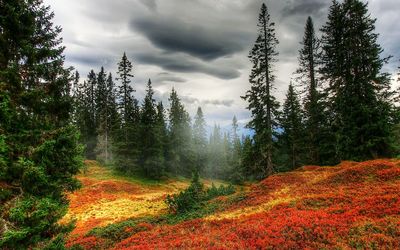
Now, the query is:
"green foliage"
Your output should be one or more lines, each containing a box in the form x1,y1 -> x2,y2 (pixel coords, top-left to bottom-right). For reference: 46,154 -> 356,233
0,0 -> 83,248
87,218 -> 152,242
242,3 -> 280,177
278,83 -> 305,170
139,79 -> 165,179
320,0 -> 393,161
167,88 -> 194,176
165,171 -> 204,214
165,171 -> 235,214
296,16 -> 325,165
205,183 -> 235,200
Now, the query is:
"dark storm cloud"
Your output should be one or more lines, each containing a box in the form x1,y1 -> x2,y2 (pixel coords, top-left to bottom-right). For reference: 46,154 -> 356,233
135,53 -> 240,79
155,72 -> 186,84
281,0 -> 329,18
131,18 -> 250,61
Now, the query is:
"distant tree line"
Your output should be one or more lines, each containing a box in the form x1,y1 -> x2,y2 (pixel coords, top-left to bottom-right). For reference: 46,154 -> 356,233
72,54 -> 246,181
74,0 -> 400,183
244,0 -> 400,179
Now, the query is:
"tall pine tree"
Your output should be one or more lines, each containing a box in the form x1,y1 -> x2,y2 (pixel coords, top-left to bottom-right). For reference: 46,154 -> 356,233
114,53 -> 139,171
139,79 -> 164,178
296,16 -> 325,165
320,0 -> 393,160
242,3 -> 279,178
0,0 -> 83,248
192,107 -> 208,174
279,84 -> 305,170
167,88 -> 193,176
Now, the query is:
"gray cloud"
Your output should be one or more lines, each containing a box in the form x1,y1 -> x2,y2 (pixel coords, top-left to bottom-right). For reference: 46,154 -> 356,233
131,17 -> 250,61
155,72 -> 186,84
179,95 -> 234,108
281,0 -> 328,18
44,0 -> 400,129
135,53 -> 240,79
203,99 -> 234,107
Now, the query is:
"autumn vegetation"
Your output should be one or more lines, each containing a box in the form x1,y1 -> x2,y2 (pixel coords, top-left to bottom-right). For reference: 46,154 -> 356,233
61,159 -> 400,249
2,0 -> 400,249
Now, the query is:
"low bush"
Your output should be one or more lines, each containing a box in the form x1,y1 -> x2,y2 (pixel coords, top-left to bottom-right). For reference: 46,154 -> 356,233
165,172 -> 235,214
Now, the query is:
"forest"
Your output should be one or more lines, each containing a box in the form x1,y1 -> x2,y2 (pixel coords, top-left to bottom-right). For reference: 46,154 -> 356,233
1,0 -> 400,249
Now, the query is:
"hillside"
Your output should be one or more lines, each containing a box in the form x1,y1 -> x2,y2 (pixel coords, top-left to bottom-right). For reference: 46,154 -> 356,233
64,160 -> 400,249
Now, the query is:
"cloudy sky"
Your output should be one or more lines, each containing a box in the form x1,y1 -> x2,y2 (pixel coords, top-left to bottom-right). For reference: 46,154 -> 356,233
44,0 -> 400,133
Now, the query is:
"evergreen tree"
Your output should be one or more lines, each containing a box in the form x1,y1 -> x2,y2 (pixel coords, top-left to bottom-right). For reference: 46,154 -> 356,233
156,101 -> 168,167
114,53 -> 138,171
229,116 -> 243,183
167,88 -> 193,176
242,3 -> 280,178
96,72 -> 119,164
192,107 -> 208,173
296,17 -> 324,165
279,84 -> 305,170
320,0 -> 393,160
0,0 -> 83,248
241,136 -> 255,180
139,79 -> 164,178
80,70 -> 98,159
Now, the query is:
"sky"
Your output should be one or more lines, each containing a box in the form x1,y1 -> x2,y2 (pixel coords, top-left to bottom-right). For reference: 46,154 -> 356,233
44,0 -> 400,134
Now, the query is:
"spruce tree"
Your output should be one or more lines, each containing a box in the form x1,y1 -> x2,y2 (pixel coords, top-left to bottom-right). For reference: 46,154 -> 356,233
156,101 -> 168,167
279,84 -> 305,170
193,107 -> 208,173
320,0 -> 393,160
296,17 -> 324,165
114,53 -> 138,171
96,71 -> 119,163
167,88 -> 193,176
242,3 -> 279,178
230,116 -> 244,183
139,79 -> 164,178
80,70 -> 98,159
0,0 -> 83,248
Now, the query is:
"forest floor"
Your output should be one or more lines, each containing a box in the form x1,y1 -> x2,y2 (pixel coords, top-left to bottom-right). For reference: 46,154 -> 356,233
64,159 -> 400,249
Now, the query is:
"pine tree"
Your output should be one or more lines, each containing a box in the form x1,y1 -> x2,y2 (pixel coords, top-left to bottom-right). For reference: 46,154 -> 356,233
230,116 -> 244,183
320,0 -> 393,160
279,84 -> 305,170
114,53 -> 138,171
156,101 -> 168,167
241,136 -> 255,180
242,3 -> 279,178
192,107 -> 208,173
296,17 -> 325,165
0,0 -> 83,248
80,70 -> 98,159
96,71 -> 119,163
167,88 -> 193,176
139,79 -> 164,178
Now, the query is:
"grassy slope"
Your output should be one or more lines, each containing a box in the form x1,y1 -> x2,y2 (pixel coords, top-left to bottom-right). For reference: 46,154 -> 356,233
64,159 -> 400,249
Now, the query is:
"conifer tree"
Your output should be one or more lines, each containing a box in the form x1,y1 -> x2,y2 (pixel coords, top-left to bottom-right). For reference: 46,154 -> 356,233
242,3 -> 279,178
114,53 -> 139,171
296,16 -> 324,164
167,88 -> 193,176
156,101 -> 168,166
0,0 -> 83,248
230,116 -> 244,183
139,79 -> 164,178
321,0 -> 393,160
279,84 -> 305,170
193,107 -> 208,173
96,71 -> 119,163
